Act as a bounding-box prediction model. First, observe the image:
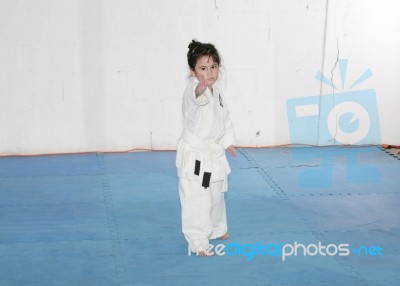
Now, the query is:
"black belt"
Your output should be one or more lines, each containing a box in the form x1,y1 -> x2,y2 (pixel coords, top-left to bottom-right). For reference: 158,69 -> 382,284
194,160 -> 211,188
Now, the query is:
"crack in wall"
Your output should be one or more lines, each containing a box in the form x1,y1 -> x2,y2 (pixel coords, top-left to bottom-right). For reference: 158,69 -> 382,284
330,38 -> 340,144
317,0 -> 330,146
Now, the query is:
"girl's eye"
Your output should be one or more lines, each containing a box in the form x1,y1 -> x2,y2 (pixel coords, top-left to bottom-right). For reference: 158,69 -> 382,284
201,67 -> 206,71
212,65 -> 218,69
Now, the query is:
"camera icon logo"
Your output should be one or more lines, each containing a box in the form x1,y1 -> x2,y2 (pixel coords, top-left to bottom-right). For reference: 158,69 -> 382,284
286,59 -> 381,145
286,59 -> 381,188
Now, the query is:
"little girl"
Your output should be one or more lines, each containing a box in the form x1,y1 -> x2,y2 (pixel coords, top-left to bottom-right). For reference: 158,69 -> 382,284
176,40 -> 236,256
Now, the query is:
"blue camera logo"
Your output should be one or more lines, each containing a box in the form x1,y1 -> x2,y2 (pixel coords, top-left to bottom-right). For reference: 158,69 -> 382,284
286,59 -> 381,145
286,59 -> 381,188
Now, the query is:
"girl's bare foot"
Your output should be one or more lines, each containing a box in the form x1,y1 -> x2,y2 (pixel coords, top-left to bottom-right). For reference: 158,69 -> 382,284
219,233 -> 230,240
196,250 -> 215,257
196,245 -> 215,256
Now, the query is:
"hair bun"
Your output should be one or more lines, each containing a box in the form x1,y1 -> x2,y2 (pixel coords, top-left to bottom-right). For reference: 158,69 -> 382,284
188,39 -> 201,52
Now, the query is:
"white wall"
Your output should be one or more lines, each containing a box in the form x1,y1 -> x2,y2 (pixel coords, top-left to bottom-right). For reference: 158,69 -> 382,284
321,0 -> 400,146
0,0 -> 399,155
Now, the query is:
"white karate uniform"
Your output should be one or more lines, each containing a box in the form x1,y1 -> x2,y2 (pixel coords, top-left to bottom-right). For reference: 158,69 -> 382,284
176,77 -> 235,253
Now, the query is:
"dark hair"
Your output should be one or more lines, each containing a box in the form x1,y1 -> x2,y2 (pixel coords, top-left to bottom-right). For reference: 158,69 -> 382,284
187,39 -> 221,71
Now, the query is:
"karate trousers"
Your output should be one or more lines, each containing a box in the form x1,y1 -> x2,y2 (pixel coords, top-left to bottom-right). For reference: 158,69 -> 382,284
179,177 -> 227,253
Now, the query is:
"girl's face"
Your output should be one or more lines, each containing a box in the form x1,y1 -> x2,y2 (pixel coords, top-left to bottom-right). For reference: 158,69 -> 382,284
193,55 -> 219,88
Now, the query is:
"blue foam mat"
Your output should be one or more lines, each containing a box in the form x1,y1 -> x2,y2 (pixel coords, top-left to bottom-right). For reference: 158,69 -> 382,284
0,147 -> 399,286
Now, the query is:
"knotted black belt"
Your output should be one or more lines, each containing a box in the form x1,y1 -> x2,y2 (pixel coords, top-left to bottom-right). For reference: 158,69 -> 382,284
194,160 -> 211,188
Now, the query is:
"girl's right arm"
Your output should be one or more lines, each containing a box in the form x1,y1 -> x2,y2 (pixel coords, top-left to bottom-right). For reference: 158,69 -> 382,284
185,77 -> 209,107
195,75 -> 207,97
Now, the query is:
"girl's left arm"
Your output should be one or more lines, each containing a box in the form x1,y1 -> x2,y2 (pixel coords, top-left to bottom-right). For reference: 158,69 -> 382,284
218,93 -> 236,155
